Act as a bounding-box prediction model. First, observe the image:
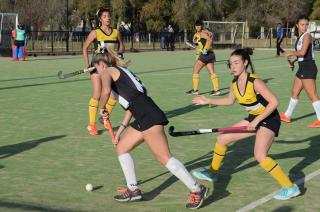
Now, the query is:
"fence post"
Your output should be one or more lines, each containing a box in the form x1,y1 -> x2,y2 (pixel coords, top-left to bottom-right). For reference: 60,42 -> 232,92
51,31 -> 54,53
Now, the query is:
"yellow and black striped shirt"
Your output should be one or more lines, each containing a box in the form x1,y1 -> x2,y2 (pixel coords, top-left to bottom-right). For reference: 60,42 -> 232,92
232,73 -> 267,115
95,27 -> 119,53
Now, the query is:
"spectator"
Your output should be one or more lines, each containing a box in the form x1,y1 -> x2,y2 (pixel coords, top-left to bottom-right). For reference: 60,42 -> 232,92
276,23 -> 285,56
168,24 -> 175,51
313,38 -> 320,50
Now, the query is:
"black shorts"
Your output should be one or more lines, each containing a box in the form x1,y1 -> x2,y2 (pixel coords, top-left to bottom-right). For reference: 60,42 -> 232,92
244,110 -> 281,137
129,95 -> 168,131
14,40 -> 25,47
198,51 -> 216,64
296,60 -> 318,79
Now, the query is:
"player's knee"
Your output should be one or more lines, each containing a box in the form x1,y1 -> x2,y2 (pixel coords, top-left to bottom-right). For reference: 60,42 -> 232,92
216,134 -> 227,146
254,153 -> 267,163
155,153 -> 171,166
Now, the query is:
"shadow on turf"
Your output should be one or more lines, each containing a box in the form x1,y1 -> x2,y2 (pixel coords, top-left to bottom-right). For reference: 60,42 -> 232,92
0,200 -> 78,212
0,75 -> 57,82
233,134 -> 320,197
0,78 -> 90,90
140,134 -> 320,206
141,138 -> 255,206
0,135 -> 66,160
272,206 -> 294,212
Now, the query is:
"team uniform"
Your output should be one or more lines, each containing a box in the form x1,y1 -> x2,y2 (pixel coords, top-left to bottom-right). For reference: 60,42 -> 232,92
280,31 -> 320,128
111,66 -> 168,131
295,32 -> 318,79
90,27 -> 120,74
194,32 -> 216,64
232,73 -> 280,136
187,30 -> 219,96
87,27 -> 121,135
192,72 -> 300,200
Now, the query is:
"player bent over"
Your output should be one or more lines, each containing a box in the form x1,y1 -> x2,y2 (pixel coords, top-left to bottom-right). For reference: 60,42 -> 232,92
94,49 -> 208,209
192,48 -> 300,200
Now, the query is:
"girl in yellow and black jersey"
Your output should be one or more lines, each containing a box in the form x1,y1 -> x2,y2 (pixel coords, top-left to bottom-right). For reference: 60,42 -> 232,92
191,48 -> 301,200
82,7 -> 125,136
186,20 -> 220,96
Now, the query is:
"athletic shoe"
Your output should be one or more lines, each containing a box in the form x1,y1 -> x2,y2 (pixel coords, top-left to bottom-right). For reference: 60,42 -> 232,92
308,120 -> 320,128
186,184 -> 209,209
186,89 -> 199,95
210,91 -> 221,96
273,184 -> 300,200
114,187 -> 142,202
87,124 -> 98,136
192,169 -> 218,182
280,112 -> 291,123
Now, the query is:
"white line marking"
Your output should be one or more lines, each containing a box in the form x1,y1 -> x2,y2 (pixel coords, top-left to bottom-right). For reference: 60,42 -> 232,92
236,168 -> 320,212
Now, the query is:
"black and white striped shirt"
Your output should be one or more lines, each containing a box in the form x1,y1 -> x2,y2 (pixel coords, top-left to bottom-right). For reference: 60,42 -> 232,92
295,32 -> 314,62
111,67 -> 147,109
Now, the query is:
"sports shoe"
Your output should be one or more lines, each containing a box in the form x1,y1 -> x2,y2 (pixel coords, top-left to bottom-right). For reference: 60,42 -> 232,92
280,112 -> 291,123
308,120 -> 320,128
186,184 -> 209,209
192,168 -> 218,182
87,124 -> 98,136
114,187 -> 142,202
210,91 -> 221,96
273,184 -> 300,200
186,89 -> 199,95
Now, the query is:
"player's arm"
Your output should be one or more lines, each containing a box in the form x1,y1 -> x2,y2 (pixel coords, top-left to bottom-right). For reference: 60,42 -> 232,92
82,30 -> 96,68
286,34 -> 311,57
201,31 -> 212,50
247,79 -> 279,130
116,110 -> 133,137
192,33 -> 197,44
117,32 -> 125,53
192,83 -> 235,106
99,69 -> 113,117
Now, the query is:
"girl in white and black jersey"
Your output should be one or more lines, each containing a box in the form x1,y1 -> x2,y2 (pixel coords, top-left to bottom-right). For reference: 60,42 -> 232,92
281,15 -> 320,128
93,49 -> 208,210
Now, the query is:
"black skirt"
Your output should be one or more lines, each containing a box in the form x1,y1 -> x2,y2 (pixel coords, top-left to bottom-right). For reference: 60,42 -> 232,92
129,95 -> 168,131
296,60 -> 318,79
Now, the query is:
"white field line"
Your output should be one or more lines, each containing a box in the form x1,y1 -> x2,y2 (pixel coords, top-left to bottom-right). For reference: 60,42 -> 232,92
236,168 -> 320,212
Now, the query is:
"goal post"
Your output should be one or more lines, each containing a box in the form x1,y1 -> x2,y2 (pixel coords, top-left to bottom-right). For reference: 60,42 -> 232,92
203,21 -> 246,49
0,13 -> 19,56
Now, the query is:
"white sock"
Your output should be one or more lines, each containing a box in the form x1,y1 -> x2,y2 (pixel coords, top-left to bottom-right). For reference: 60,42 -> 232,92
285,98 -> 299,117
165,157 -> 200,192
118,153 -> 138,191
312,100 -> 320,120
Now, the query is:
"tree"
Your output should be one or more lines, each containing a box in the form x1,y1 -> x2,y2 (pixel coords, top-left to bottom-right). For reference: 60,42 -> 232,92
140,0 -> 172,31
310,0 -> 320,20
172,0 -> 212,31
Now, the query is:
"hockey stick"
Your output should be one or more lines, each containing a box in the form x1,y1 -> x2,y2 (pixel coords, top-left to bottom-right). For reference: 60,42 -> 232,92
168,126 -> 248,137
104,119 -> 116,143
57,67 -> 95,79
185,41 -> 196,49
287,58 -> 298,71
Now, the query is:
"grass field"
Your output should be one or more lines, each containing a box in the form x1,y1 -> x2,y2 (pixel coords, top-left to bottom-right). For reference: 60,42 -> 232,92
1,49 -> 320,212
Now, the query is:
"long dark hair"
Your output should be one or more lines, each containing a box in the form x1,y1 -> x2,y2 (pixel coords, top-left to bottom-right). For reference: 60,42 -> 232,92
96,7 -> 111,27
294,15 -> 309,37
229,48 -> 255,73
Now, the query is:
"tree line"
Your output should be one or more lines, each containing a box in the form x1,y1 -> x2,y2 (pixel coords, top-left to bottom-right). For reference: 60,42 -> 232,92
0,0 -> 317,32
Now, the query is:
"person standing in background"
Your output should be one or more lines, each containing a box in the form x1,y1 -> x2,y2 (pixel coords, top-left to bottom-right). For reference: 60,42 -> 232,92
276,23 -> 285,56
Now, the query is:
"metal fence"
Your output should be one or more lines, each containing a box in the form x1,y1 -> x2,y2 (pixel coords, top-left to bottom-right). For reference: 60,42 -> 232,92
0,29 -> 298,56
